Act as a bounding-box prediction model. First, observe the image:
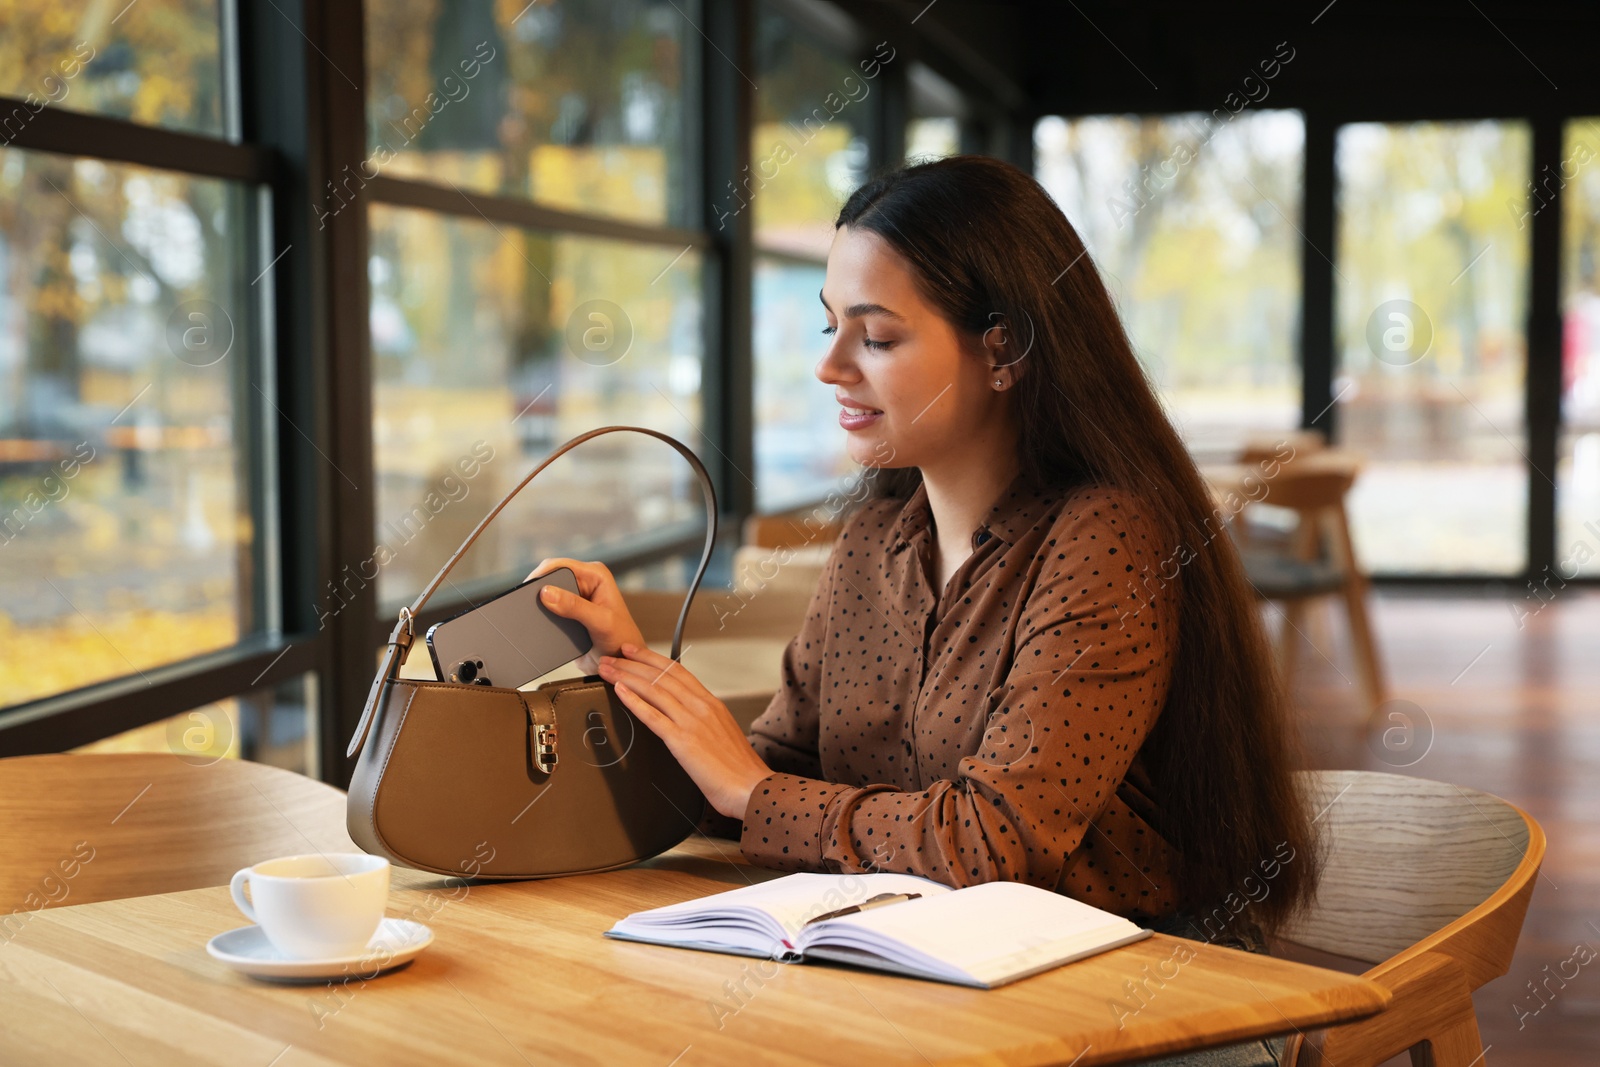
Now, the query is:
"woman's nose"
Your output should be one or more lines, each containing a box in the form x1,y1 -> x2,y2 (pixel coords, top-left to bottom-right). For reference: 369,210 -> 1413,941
815,337 -> 855,385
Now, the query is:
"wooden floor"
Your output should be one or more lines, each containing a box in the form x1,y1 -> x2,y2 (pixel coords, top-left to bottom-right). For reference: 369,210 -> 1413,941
1284,586 -> 1600,1067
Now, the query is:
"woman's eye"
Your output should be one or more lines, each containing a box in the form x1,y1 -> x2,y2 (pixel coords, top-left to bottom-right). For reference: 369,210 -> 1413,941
819,324 -> 892,350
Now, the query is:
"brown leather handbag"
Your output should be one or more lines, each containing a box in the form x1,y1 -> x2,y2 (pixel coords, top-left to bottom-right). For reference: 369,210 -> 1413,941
345,426 -> 711,879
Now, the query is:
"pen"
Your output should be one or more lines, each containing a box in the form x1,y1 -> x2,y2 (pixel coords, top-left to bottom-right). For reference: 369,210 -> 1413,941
804,891 -> 922,926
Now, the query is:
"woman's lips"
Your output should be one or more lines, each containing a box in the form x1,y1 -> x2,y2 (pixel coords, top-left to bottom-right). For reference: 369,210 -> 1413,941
839,406 -> 883,431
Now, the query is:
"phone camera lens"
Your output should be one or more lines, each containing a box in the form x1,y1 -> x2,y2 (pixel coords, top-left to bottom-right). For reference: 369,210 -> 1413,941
453,659 -> 478,683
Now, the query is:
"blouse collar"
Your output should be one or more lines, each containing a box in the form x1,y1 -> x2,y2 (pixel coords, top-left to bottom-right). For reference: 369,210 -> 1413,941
890,467 -> 1062,553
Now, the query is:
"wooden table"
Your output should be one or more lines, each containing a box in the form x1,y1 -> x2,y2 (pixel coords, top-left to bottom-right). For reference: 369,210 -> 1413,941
0,837 -> 1387,1065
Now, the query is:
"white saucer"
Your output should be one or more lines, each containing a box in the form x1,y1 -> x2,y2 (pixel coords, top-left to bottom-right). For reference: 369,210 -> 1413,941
206,917 -> 433,981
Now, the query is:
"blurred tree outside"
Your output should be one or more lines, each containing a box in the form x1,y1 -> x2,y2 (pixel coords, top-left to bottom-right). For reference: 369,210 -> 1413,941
1,1 -> 243,710
1334,122 -> 1530,574
1035,111 -> 1304,462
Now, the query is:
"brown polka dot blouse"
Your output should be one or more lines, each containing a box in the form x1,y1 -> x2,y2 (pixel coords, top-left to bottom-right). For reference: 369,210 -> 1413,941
735,468 -> 1181,920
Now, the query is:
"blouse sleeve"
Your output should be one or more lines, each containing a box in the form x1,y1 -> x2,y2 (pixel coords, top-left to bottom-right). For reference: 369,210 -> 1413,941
740,530 -> 851,781
737,491 -> 1177,890
698,518 -> 869,841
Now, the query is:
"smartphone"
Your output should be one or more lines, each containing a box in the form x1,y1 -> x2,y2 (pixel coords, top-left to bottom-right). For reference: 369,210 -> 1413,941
425,567 -> 593,689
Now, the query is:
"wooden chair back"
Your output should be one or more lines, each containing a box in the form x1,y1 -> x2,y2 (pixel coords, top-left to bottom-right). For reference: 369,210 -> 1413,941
742,512 -> 841,550
1256,467 -> 1356,516
0,754 -> 355,914
1238,429 -> 1327,468
1280,770 -> 1545,1066
626,587 -> 815,643
733,542 -> 829,594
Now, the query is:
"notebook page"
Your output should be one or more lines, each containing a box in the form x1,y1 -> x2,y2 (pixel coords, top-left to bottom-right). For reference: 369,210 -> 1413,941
611,871 -> 951,944
798,881 -> 1146,982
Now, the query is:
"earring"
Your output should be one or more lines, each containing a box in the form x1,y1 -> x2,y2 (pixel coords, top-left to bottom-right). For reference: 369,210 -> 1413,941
993,379 -> 1004,389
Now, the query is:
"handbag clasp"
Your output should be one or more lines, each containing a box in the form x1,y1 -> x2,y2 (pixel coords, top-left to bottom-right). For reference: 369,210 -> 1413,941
533,722 -> 558,774
526,698 -> 559,776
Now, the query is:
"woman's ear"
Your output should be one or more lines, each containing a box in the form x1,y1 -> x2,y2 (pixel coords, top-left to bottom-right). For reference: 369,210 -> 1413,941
981,311 -> 1029,389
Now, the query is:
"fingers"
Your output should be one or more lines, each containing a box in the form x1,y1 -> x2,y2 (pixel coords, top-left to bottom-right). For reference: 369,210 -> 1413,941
524,557 -> 595,591
599,656 -> 698,714
605,646 -> 699,692
536,557 -> 616,600
537,582 -> 600,631
610,671 -> 692,725
612,683 -> 687,750
614,643 -> 714,701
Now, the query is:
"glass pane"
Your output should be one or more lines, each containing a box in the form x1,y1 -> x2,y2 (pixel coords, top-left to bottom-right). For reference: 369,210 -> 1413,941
1034,112 -> 1304,463
0,1 -> 226,137
906,118 -> 959,163
1558,117 -> 1600,577
751,2 -> 873,258
906,62 -> 962,163
0,150 -> 257,709
369,203 -> 706,606
365,0 -> 691,226
73,673 -> 321,777
615,542 -> 734,592
1334,121 -> 1530,575
754,255 -> 854,510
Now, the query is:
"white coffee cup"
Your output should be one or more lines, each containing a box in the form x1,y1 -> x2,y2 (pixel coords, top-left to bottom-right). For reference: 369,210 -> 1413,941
229,853 -> 390,960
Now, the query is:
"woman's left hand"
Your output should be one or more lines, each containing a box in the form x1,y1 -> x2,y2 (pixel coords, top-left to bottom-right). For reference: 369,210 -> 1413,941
596,643 -> 773,820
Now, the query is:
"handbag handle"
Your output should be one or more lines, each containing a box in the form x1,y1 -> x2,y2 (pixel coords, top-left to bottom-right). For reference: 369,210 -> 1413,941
347,425 -> 718,759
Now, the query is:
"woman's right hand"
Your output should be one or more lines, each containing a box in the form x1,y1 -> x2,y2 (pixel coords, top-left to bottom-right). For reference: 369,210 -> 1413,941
526,557 -> 646,676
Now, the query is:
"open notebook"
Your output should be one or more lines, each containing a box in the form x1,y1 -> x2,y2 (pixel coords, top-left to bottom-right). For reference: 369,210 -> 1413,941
604,871 -> 1152,989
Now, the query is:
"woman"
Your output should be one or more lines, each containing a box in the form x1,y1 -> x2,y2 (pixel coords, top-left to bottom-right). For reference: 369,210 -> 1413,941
530,155 -> 1318,1064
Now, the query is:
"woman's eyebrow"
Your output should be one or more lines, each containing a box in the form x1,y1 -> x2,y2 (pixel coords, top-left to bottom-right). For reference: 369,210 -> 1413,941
818,289 -> 905,321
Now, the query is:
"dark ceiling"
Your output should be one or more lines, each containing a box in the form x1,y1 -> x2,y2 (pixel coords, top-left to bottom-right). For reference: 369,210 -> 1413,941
855,0 -> 1599,120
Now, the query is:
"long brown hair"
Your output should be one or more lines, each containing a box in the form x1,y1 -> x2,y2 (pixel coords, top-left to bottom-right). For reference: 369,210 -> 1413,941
832,155 -> 1319,933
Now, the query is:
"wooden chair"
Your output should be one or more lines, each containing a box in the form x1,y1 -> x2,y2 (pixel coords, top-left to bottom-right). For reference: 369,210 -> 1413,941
625,587 -> 815,644
741,511 -> 841,550
1278,770 -> 1545,1067
732,541 -> 830,601
736,505 -> 841,617
1235,456 -> 1387,718
0,753 -> 356,914
1238,429 -> 1327,469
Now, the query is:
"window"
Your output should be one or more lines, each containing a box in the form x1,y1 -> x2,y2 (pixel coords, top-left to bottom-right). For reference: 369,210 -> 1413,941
750,3 -> 871,259
368,206 -> 706,605
0,0 -> 311,764
754,256 -> 850,510
0,2 -> 228,138
1334,121 -> 1531,576
73,673 -> 320,776
0,155 -> 263,709
750,1 -> 878,509
906,118 -> 959,163
906,62 -> 963,163
365,0 -> 710,616
365,0 -> 692,225
1558,117 -> 1600,577
1034,112 -> 1305,463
